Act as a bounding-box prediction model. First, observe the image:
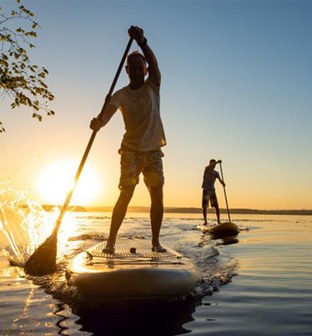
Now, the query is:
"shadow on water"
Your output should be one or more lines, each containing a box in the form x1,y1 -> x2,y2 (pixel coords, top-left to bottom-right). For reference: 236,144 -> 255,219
71,298 -> 200,336
31,270 -> 203,336
216,236 -> 239,246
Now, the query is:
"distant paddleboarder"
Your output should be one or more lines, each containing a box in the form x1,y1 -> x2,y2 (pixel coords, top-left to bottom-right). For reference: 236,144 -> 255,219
90,26 -> 167,253
201,159 -> 225,225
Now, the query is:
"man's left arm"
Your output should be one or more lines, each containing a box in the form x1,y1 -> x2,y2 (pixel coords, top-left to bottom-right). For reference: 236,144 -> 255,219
217,175 -> 226,187
129,26 -> 161,87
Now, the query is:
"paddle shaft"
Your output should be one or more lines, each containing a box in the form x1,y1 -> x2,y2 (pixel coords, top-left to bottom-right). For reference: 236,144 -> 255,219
219,162 -> 231,222
54,37 -> 134,233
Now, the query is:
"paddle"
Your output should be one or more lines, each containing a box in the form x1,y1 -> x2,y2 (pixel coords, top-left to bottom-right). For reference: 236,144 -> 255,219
24,37 -> 134,276
219,161 -> 232,223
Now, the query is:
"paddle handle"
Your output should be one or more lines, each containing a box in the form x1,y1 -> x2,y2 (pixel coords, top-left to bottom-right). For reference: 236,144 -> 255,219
54,37 -> 134,232
219,162 -> 231,223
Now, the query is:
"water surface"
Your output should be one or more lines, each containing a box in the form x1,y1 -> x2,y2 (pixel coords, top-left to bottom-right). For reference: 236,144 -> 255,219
1,211 -> 311,335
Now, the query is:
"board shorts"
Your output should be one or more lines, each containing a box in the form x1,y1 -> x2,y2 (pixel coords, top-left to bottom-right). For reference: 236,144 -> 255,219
202,189 -> 218,209
118,147 -> 164,189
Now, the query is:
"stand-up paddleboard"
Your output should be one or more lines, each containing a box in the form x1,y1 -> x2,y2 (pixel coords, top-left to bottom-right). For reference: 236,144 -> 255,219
66,238 -> 201,300
197,222 -> 239,238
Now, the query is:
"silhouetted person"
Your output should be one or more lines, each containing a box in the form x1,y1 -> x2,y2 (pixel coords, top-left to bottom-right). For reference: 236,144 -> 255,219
201,159 -> 225,225
90,26 -> 167,253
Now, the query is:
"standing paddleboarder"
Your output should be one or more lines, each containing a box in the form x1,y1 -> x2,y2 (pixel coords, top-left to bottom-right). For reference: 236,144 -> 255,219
90,26 -> 167,253
201,159 -> 225,225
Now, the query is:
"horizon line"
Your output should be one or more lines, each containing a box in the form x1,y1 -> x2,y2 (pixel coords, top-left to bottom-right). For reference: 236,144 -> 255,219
38,205 -> 312,215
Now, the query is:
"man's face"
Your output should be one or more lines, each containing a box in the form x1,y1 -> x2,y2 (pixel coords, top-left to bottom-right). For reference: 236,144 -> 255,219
126,56 -> 147,85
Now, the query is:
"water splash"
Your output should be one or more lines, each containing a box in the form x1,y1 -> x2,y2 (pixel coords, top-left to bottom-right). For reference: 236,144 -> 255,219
0,185 -> 56,265
0,203 -> 23,262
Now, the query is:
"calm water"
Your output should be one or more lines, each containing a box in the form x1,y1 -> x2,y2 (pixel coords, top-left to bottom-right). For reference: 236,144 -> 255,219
1,207 -> 312,335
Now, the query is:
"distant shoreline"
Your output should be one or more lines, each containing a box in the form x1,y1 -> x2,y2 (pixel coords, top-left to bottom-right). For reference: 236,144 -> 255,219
40,205 -> 312,216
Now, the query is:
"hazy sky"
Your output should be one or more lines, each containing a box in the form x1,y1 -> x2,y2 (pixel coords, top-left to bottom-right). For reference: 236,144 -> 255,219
1,0 -> 312,210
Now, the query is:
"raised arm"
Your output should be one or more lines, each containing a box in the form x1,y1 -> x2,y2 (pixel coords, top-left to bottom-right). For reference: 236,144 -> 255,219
128,26 -> 161,87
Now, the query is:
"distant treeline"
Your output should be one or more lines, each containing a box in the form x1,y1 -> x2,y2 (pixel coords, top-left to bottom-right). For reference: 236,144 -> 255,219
40,205 -> 312,216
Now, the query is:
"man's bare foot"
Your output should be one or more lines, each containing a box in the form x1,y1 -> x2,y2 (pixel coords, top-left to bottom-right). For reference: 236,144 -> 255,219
102,240 -> 115,254
152,245 -> 167,253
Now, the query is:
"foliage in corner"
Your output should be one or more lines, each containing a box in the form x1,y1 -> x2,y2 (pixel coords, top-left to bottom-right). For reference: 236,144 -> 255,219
0,0 -> 55,132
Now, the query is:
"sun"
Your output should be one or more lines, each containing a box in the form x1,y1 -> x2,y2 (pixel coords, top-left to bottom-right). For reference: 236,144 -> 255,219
37,160 -> 100,205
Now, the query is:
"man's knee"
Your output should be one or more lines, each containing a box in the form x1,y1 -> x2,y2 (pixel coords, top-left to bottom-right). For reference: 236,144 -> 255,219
119,186 -> 135,201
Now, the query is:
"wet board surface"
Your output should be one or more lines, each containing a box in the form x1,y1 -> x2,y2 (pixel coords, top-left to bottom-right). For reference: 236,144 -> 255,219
197,222 -> 239,238
66,238 -> 201,300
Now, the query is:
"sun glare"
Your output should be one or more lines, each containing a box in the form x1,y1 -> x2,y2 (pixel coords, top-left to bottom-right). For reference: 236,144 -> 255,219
38,160 -> 100,205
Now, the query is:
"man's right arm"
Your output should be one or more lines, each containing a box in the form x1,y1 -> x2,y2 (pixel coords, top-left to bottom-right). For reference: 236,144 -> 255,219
90,103 -> 118,132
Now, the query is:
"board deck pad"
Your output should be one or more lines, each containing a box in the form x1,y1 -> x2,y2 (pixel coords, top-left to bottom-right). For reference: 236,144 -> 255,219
67,237 -> 200,299
87,238 -> 180,259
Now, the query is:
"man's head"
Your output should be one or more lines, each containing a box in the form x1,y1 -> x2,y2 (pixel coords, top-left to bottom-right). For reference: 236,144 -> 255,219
209,159 -> 217,167
126,51 -> 148,88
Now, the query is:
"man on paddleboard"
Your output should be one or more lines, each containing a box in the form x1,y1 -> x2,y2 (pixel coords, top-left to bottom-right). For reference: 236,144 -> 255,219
202,159 -> 225,225
90,26 -> 167,253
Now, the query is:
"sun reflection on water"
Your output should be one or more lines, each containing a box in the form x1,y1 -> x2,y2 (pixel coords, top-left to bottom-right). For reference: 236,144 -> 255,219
57,212 -> 79,258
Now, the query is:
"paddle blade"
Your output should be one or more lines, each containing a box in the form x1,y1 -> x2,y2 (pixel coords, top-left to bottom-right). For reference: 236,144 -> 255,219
24,232 -> 57,276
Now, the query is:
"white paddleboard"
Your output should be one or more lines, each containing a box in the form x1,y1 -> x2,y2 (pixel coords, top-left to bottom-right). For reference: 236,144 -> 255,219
66,238 -> 201,300
197,222 -> 239,238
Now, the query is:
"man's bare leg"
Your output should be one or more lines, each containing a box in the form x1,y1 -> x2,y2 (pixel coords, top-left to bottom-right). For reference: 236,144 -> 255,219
104,186 -> 135,252
203,207 -> 208,225
215,206 -> 221,224
149,185 -> 166,252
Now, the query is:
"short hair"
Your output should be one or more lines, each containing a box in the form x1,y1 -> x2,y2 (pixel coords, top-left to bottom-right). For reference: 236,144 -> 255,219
209,159 -> 216,164
127,51 -> 146,65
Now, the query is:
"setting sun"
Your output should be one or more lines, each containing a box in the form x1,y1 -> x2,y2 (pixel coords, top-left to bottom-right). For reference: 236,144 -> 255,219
37,160 -> 100,205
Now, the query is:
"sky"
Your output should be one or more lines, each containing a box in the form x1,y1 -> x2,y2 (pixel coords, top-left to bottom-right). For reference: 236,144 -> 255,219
1,0 -> 312,210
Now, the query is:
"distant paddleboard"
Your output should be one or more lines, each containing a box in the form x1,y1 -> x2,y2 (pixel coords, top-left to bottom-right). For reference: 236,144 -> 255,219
66,238 -> 201,300
197,222 -> 239,238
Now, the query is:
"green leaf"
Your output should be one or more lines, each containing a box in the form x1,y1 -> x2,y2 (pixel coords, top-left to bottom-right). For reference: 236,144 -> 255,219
1,1 -> 55,132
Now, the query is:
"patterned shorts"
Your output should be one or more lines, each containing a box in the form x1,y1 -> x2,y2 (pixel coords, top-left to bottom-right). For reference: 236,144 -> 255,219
202,189 -> 218,208
118,147 -> 164,189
